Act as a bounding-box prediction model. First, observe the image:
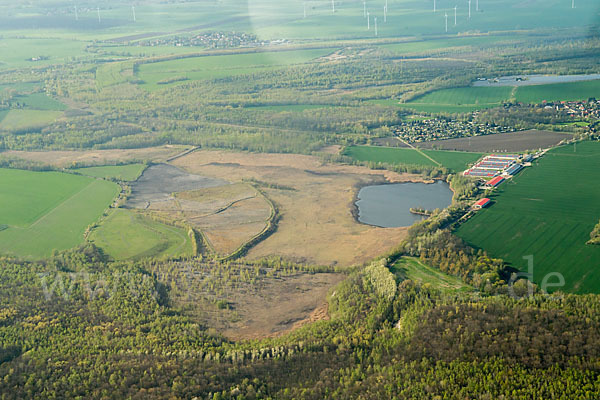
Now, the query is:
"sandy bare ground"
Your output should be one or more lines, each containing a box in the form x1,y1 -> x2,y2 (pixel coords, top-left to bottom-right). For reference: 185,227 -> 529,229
128,166 -> 272,255
414,130 -> 572,152
173,150 -> 425,267
1,145 -> 191,168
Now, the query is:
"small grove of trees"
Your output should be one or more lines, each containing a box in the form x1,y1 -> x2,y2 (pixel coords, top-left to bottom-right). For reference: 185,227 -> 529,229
589,220 -> 600,245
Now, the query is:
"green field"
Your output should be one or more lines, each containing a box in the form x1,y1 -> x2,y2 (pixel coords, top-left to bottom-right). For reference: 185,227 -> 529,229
17,93 -> 67,111
402,86 -> 514,113
0,109 -> 63,131
514,79 -> 600,103
343,145 -> 482,172
380,35 -> 525,55
0,168 -> 119,259
136,49 -> 332,90
456,141 -> 600,294
73,164 -> 146,181
0,38 -> 90,70
88,209 -> 194,260
0,110 -> 8,124
400,78 -> 600,113
391,257 -> 472,292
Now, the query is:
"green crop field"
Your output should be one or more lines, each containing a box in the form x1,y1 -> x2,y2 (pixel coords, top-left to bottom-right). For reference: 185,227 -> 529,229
380,35 -> 525,55
399,78 -> 600,114
0,110 -> 8,123
136,49 -> 332,90
73,164 -> 146,181
88,209 -> 194,260
514,79 -> 600,104
456,141 -> 600,294
391,257 -> 472,292
421,149 -> 483,172
17,93 -> 67,111
0,38 -> 90,70
343,145 -> 482,172
0,109 -> 63,131
0,168 -> 119,259
401,86 -> 514,113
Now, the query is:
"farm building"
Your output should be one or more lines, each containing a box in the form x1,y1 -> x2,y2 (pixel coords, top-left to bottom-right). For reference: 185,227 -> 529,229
486,176 -> 505,188
473,198 -> 491,210
489,154 -> 520,161
464,153 -> 528,178
505,163 -> 524,175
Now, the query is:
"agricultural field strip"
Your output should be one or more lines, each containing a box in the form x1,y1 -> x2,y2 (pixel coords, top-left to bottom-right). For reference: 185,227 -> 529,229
397,137 -> 442,166
10,179 -> 95,230
0,178 -> 120,259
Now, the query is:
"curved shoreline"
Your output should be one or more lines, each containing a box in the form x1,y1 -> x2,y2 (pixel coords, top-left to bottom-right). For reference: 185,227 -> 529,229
350,175 -> 440,228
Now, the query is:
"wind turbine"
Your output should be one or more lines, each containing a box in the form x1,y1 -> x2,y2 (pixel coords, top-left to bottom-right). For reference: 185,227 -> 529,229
132,5 -> 136,22
468,0 -> 471,18
445,12 -> 448,32
367,11 -> 370,29
75,5 -> 78,21
97,6 -> 101,23
476,0 -> 479,11
375,16 -> 378,36
434,0 -> 436,12
384,5 -> 387,22
385,0 -> 388,22
332,0 -> 335,13
454,5 -> 457,25
572,0 -> 575,8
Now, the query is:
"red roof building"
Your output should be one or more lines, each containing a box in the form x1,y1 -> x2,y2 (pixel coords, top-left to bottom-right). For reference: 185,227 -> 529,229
487,176 -> 505,187
473,198 -> 491,209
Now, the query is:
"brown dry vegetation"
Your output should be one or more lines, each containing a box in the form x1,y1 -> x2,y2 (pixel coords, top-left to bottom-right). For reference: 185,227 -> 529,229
218,273 -> 344,341
176,184 -> 272,255
1,145 -> 191,167
173,150 -> 424,267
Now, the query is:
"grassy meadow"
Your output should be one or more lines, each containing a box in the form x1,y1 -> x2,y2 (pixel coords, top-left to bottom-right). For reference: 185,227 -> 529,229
391,256 -> 472,292
0,110 -> 63,131
17,93 -> 67,111
88,209 -> 194,260
456,141 -> 600,294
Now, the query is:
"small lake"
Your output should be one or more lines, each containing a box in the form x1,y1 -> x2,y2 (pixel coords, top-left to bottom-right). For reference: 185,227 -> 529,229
472,74 -> 600,87
356,181 -> 453,228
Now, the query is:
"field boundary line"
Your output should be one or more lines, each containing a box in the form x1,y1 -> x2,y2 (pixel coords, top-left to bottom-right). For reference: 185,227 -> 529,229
27,181 -> 96,229
395,137 -> 442,166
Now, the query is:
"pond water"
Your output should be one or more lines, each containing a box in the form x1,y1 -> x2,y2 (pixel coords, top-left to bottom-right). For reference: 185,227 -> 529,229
472,74 -> 600,87
356,181 -> 453,228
